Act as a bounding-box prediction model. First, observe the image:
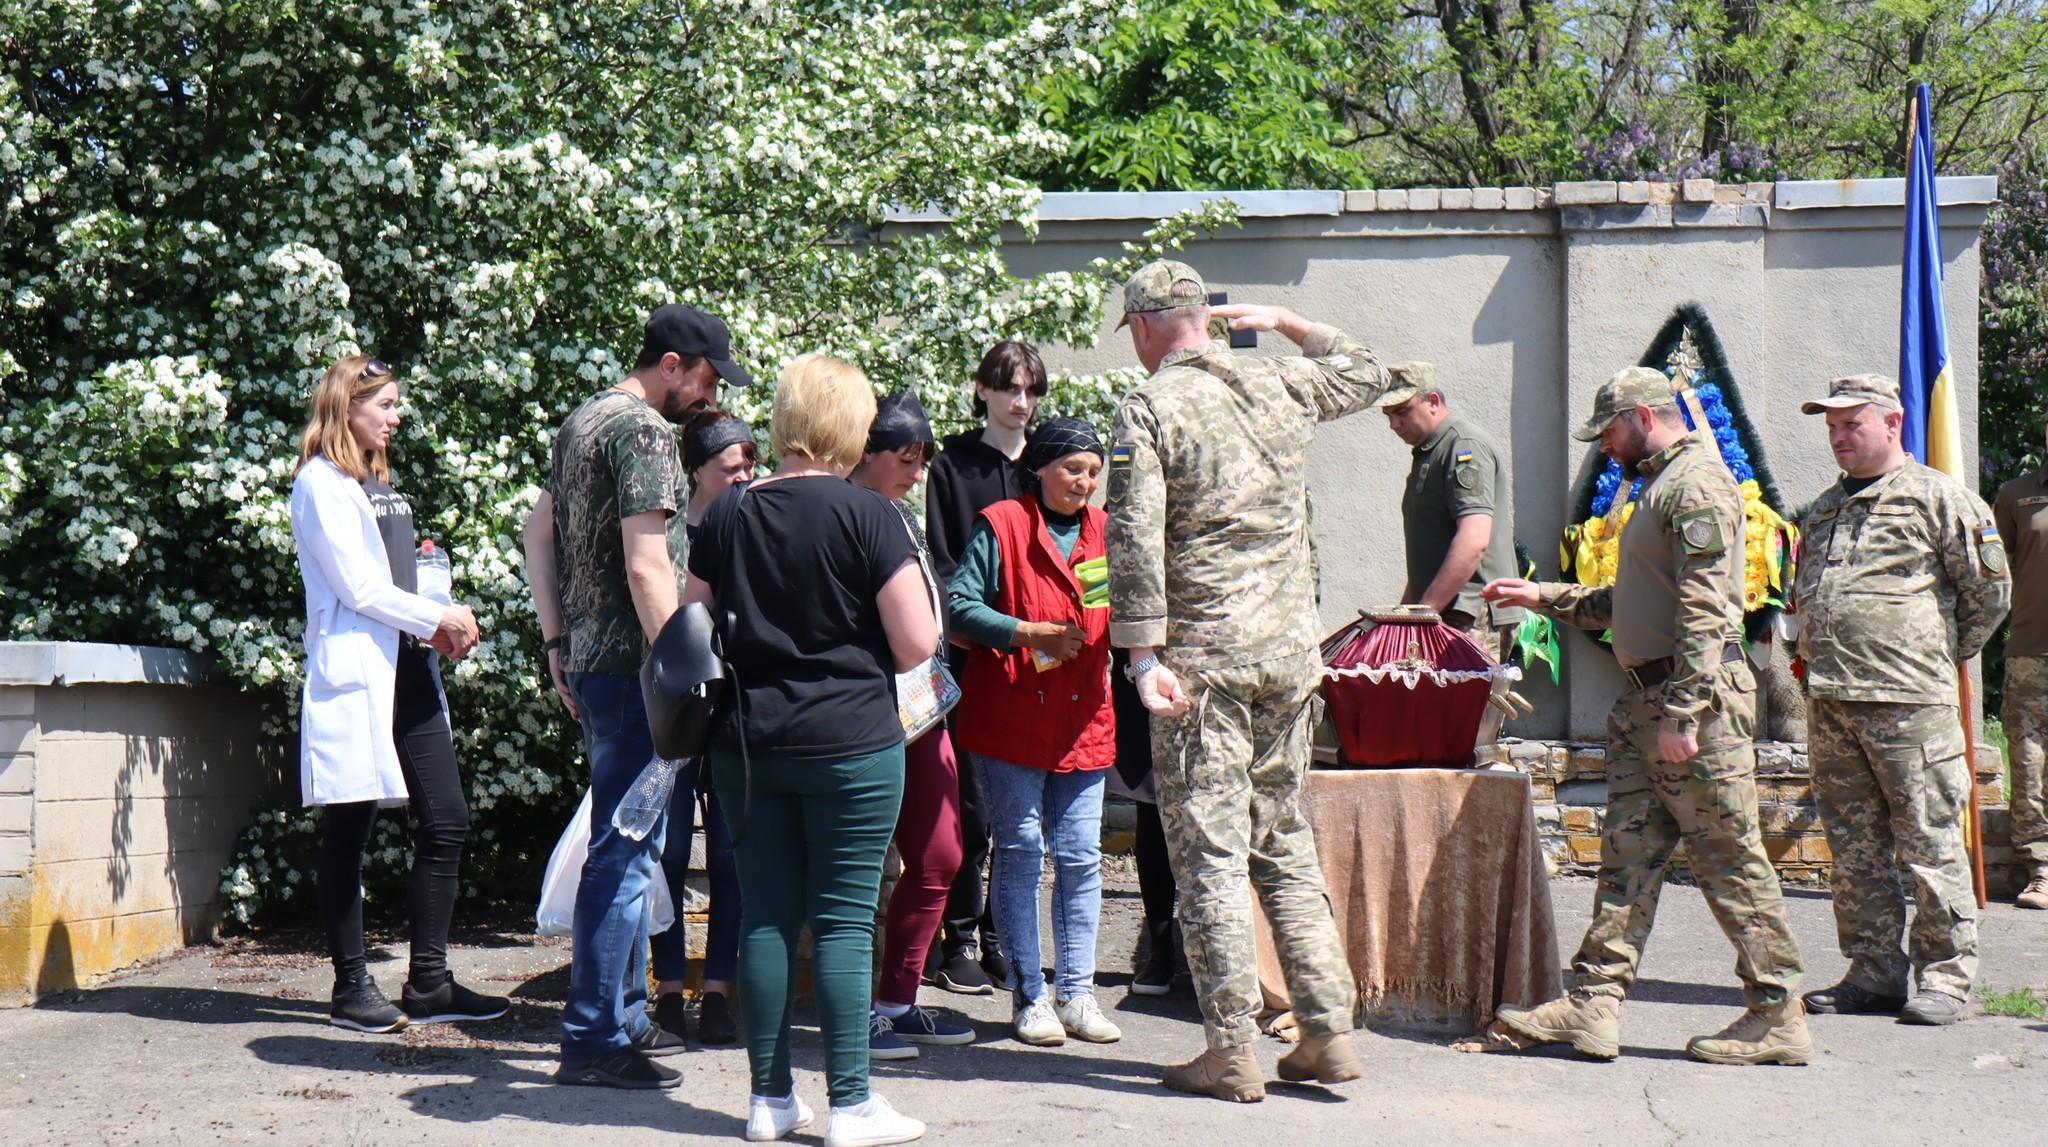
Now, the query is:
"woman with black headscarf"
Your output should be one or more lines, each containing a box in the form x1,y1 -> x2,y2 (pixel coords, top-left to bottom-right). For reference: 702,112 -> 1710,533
947,417 -> 1121,1049
851,393 -> 976,1060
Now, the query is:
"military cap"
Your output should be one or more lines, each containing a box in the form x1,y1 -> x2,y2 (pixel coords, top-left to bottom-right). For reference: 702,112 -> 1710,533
1115,259 -> 1209,329
1800,373 -> 1903,415
1374,361 -> 1441,409
1571,365 -> 1677,442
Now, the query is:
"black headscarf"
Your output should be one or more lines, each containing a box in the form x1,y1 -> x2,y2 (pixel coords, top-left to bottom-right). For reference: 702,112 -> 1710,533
1021,416 -> 1105,475
866,392 -> 935,455
684,416 -> 755,472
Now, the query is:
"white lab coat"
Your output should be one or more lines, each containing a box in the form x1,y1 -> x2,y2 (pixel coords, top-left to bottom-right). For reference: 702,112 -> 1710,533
288,456 -> 446,807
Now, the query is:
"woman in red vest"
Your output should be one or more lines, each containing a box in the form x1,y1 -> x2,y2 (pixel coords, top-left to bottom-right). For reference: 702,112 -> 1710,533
948,417 -> 1121,1048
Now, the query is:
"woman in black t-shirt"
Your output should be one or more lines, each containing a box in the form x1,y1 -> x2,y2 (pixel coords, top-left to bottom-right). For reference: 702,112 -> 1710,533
683,354 -> 937,1147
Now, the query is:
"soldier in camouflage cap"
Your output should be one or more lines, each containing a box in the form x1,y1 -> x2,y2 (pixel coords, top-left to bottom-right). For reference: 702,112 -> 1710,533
1476,364 -> 1813,1067
1792,373 -> 2011,1027
1106,259 -> 1390,1102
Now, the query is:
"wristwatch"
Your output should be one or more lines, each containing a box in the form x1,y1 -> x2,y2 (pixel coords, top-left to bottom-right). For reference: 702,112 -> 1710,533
1123,654 -> 1159,682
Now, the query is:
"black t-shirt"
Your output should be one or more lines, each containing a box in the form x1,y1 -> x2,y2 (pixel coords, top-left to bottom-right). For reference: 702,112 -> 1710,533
362,476 -> 417,592
689,476 -> 919,760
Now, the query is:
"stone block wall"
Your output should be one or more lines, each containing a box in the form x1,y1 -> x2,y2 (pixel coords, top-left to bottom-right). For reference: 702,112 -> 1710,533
1477,738 -> 2021,895
0,644 -> 282,1005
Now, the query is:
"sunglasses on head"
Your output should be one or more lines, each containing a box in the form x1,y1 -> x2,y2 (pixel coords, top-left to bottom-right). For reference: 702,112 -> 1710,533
361,357 -> 392,380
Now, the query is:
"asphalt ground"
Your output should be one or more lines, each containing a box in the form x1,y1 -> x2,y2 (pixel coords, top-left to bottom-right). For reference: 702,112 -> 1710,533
5,870 -> 2046,1146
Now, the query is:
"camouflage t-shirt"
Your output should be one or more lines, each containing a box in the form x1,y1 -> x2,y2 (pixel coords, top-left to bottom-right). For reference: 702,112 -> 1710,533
548,389 -> 687,675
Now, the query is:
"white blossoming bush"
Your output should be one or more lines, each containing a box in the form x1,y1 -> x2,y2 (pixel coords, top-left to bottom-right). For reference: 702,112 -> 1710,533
2,0 -> 1234,923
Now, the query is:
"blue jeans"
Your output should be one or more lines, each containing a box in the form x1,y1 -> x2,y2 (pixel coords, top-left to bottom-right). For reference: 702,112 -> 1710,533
561,672 -> 668,1062
651,760 -> 741,984
978,755 -> 1107,1007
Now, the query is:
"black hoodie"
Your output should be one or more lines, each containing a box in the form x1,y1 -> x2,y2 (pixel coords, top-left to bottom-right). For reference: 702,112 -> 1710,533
924,429 -> 1026,588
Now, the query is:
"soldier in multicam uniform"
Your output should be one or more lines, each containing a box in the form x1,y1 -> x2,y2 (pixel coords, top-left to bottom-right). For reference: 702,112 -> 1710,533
1105,259 -> 1386,1102
1477,366 -> 1813,1066
1792,374 -> 2011,1026
1994,416 -> 2048,910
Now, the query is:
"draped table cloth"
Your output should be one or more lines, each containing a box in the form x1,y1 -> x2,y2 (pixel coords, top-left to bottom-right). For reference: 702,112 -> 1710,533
1255,767 -> 1562,1034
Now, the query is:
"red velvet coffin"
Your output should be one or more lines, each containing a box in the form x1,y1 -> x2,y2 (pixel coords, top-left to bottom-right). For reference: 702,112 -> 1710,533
1320,606 -> 1514,767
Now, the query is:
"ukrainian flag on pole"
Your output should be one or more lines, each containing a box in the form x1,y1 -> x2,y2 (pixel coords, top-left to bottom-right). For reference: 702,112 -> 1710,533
1900,82 -> 1963,480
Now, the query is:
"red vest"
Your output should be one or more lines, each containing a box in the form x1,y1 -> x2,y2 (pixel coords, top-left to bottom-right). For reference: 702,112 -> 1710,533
954,497 -> 1116,774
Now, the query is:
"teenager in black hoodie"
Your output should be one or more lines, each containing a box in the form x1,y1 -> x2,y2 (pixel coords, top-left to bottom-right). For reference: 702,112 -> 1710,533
920,340 -> 1043,993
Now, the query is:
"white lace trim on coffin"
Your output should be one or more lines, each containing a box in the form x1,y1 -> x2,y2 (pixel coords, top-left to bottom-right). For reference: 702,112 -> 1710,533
1321,664 -> 1524,689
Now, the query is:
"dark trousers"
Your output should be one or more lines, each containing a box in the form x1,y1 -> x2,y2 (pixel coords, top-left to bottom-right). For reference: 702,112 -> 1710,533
937,647 -> 997,956
651,761 -> 741,985
318,643 -> 470,989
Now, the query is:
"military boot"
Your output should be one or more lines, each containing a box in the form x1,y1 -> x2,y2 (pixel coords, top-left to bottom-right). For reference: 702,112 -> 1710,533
1161,1044 -> 1265,1103
1276,1032 -> 1364,1084
2016,870 -> 2048,910
1685,998 -> 1814,1066
1493,993 -> 1621,1060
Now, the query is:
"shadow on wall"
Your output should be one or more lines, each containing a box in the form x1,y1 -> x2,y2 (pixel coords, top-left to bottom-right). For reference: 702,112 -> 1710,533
37,918 -> 72,996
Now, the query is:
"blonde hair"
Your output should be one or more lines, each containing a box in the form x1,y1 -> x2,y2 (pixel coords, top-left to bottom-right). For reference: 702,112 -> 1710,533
294,355 -> 399,481
771,354 -> 877,472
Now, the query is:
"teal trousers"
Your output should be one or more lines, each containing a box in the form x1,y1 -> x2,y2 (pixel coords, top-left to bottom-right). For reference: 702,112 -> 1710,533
710,744 -> 904,1105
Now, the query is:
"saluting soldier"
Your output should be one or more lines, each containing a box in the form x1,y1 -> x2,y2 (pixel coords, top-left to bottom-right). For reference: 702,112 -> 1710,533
1793,375 -> 2011,1026
1480,366 -> 1812,1066
1376,363 -> 1524,744
1994,416 -> 2048,910
1106,260 -> 1387,1103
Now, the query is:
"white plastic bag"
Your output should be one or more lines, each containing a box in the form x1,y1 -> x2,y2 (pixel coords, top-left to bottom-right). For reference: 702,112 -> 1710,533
536,789 -> 675,938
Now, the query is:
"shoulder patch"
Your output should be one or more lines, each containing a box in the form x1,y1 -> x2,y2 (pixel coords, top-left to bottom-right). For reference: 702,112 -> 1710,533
1318,353 -> 1353,372
1108,441 -> 1135,504
1984,543 -> 2008,576
1676,509 -> 1726,556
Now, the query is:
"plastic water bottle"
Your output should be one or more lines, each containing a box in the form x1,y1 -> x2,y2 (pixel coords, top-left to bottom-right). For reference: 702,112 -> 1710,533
613,755 -> 682,840
416,539 -> 453,604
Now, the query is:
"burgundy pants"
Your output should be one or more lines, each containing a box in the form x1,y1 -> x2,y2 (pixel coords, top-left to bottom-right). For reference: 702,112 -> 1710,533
878,727 -> 966,1005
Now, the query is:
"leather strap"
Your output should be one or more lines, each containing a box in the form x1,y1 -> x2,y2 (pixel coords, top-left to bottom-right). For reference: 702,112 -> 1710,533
1623,642 -> 1743,691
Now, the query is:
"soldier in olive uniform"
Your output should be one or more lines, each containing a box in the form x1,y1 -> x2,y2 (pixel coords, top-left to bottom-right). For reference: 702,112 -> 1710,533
1377,363 -> 1525,745
1994,417 -> 2048,910
1480,367 -> 1812,1066
1793,375 -> 2011,1026
1106,260 -> 1388,1102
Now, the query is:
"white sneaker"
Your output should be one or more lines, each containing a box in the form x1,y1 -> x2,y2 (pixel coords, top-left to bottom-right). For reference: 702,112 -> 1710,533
1055,993 -> 1122,1043
824,1093 -> 924,1147
743,1091 -> 814,1142
1012,996 -> 1066,1045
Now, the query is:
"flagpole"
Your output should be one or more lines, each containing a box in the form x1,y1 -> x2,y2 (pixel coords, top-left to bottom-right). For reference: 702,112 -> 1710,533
1907,85 -> 1990,909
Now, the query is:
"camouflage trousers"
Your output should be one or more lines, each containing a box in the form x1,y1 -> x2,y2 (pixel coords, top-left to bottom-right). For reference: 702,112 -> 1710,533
1453,620 -> 1517,749
2004,656 -> 2048,870
1808,698 -> 1977,999
1572,664 -> 1806,1006
1153,648 -> 1356,1050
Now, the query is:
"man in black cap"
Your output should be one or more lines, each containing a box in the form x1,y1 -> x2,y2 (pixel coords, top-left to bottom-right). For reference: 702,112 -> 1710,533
521,304 -> 750,1089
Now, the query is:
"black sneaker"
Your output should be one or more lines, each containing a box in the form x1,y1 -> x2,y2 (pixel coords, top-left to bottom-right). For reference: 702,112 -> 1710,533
1131,918 -> 1175,997
632,1020 -> 687,1058
330,977 -> 409,1034
652,992 -> 689,1043
1802,981 -> 1908,1016
933,947 -> 993,995
555,1047 -> 682,1090
402,978 -> 510,1023
697,990 -> 737,1045
978,941 -> 1012,992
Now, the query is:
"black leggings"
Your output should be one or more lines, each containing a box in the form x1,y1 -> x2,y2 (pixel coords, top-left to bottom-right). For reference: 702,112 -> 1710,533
1132,797 -> 1176,924
318,644 -> 470,988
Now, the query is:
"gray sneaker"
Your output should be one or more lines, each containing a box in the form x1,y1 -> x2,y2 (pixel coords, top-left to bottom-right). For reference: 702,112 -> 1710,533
1899,992 -> 1966,1026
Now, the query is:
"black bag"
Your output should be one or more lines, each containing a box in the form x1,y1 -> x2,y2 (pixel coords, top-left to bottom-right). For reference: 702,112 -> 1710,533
639,601 -> 727,759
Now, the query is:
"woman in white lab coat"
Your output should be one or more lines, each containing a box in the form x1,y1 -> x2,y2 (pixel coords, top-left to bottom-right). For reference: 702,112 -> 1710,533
288,354 -> 506,1034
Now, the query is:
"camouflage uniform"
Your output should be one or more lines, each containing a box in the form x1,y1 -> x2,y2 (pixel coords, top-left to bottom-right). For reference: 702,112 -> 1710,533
1795,455 -> 2011,1000
1992,465 -> 2048,875
1106,263 -> 1390,1051
1532,396 -> 1805,1007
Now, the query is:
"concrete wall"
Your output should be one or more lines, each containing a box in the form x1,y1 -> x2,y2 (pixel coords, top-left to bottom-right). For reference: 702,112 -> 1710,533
0,644 -> 281,1005
959,178 -> 1995,739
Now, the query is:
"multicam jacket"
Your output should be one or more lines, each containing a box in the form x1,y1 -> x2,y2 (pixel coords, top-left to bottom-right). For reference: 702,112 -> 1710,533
1536,431 -> 1746,737
1793,460 -> 2011,705
1105,327 -> 1390,670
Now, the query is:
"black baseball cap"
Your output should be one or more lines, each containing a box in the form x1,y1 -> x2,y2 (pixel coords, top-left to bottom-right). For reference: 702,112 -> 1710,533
641,304 -> 753,386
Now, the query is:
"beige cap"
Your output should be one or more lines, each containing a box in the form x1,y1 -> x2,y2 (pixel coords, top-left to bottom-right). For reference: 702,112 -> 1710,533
1800,374 -> 1903,415
1572,366 -> 1678,442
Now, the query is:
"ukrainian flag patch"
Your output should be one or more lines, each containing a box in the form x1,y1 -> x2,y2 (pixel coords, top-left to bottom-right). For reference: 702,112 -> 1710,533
1980,523 -> 2002,544
1111,443 -> 1135,464
1454,449 -> 1474,464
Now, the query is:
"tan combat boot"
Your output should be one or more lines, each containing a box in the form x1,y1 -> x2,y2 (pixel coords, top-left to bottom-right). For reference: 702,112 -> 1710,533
2017,870 -> 2048,910
1276,1031 -> 1364,1084
1493,993 -> 1622,1060
1162,1044 -> 1266,1103
1686,997 -> 1814,1066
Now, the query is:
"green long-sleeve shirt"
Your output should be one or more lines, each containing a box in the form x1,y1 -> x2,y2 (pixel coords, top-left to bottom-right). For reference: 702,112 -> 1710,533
947,506 -> 1083,651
